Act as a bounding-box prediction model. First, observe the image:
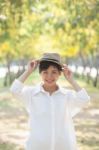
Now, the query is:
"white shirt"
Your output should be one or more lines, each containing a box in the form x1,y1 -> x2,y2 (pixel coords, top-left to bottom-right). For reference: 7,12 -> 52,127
10,79 -> 90,150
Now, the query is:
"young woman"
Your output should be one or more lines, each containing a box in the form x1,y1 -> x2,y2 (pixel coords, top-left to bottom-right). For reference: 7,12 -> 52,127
10,53 -> 90,150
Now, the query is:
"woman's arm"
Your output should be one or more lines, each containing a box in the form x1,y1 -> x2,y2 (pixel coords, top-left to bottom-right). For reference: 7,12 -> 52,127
62,64 -> 90,117
62,64 -> 82,91
18,60 -> 39,83
10,60 -> 39,108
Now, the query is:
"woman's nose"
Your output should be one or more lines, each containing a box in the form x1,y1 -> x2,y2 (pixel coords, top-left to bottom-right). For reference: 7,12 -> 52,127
47,73 -> 52,78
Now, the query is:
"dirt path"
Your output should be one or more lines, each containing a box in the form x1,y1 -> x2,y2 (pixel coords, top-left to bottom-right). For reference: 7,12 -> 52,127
0,91 -> 99,150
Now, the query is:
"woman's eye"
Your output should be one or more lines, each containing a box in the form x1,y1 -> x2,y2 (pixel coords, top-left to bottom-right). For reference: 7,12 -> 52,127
53,72 -> 57,74
43,71 -> 47,74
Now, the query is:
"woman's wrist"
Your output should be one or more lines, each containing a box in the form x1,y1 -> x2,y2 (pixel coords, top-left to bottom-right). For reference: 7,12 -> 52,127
18,70 -> 31,83
25,69 -> 32,75
68,79 -> 82,92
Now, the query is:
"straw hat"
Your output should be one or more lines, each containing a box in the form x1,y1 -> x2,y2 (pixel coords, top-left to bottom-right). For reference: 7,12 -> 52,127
39,53 -> 62,67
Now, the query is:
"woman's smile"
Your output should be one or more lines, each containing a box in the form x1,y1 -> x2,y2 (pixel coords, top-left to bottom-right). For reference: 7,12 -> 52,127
45,80 -> 55,83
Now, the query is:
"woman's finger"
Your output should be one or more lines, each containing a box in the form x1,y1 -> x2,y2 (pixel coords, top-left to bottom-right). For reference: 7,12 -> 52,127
30,61 -> 35,67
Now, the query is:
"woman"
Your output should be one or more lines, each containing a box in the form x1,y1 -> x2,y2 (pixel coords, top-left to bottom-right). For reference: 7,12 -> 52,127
10,52 -> 90,150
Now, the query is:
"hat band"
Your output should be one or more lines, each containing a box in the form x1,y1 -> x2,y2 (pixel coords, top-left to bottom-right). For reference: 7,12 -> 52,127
41,58 -> 59,63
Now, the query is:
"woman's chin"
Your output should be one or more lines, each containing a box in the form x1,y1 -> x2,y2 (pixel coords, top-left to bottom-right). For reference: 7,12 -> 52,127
45,81 -> 55,86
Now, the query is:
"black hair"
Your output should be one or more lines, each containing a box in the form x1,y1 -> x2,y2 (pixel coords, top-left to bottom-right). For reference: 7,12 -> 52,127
39,61 -> 62,73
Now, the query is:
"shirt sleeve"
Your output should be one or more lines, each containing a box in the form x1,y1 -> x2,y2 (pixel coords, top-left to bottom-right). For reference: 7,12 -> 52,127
10,79 -> 32,112
67,88 -> 90,117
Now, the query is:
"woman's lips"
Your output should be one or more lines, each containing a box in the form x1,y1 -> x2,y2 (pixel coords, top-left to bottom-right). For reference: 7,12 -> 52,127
45,80 -> 54,83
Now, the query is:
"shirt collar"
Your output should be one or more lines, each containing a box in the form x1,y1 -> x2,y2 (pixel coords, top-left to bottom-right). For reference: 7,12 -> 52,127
32,82 -> 67,95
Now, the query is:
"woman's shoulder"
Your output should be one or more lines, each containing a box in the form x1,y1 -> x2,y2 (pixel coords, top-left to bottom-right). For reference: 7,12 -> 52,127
24,83 -> 41,95
59,86 -> 73,95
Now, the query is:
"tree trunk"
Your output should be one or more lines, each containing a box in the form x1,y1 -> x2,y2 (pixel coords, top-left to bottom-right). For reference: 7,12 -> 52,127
93,68 -> 98,87
4,55 -> 12,86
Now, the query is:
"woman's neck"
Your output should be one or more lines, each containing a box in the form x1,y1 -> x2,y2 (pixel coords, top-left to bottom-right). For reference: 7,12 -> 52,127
42,84 -> 59,95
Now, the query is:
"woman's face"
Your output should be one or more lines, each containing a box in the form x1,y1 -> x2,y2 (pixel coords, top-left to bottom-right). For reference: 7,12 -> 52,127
40,65 -> 61,86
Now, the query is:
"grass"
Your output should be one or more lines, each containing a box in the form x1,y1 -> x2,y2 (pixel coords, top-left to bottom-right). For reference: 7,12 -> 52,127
0,71 -> 99,150
25,70 -> 99,93
0,70 -> 98,93
0,143 -> 22,150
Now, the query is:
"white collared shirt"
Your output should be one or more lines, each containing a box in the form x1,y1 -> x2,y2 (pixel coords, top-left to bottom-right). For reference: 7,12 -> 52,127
10,79 -> 90,150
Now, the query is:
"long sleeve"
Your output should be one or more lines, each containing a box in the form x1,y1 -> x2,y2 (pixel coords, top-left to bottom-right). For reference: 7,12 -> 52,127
10,79 -> 32,112
67,88 -> 90,117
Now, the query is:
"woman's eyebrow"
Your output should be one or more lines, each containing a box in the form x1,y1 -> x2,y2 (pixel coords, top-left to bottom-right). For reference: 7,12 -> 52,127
52,69 -> 58,71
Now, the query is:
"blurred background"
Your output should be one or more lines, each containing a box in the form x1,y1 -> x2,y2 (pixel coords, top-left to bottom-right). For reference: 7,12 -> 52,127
0,0 -> 99,150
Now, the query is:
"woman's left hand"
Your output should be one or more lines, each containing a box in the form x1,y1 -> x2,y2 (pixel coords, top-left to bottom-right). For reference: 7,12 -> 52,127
62,64 -> 74,82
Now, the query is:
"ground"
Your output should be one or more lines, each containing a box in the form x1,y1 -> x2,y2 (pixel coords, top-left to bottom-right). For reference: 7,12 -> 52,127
0,90 -> 99,150
0,74 -> 99,150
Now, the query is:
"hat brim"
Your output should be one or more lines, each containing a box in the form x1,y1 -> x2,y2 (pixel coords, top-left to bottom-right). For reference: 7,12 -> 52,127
39,59 -> 62,67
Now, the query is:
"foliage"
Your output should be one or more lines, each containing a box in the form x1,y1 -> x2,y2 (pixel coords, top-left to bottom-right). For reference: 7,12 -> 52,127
0,0 -> 98,61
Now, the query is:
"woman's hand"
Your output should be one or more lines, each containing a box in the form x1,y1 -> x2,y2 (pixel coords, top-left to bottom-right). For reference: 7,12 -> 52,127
18,59 -> 39,83
62,64 -> 74,83
62,64 -> 82,91
27,60 -> 39,74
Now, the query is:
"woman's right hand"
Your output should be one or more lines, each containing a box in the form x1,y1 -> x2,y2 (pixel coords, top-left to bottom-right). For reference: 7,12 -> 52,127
27,60 -> 39,74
